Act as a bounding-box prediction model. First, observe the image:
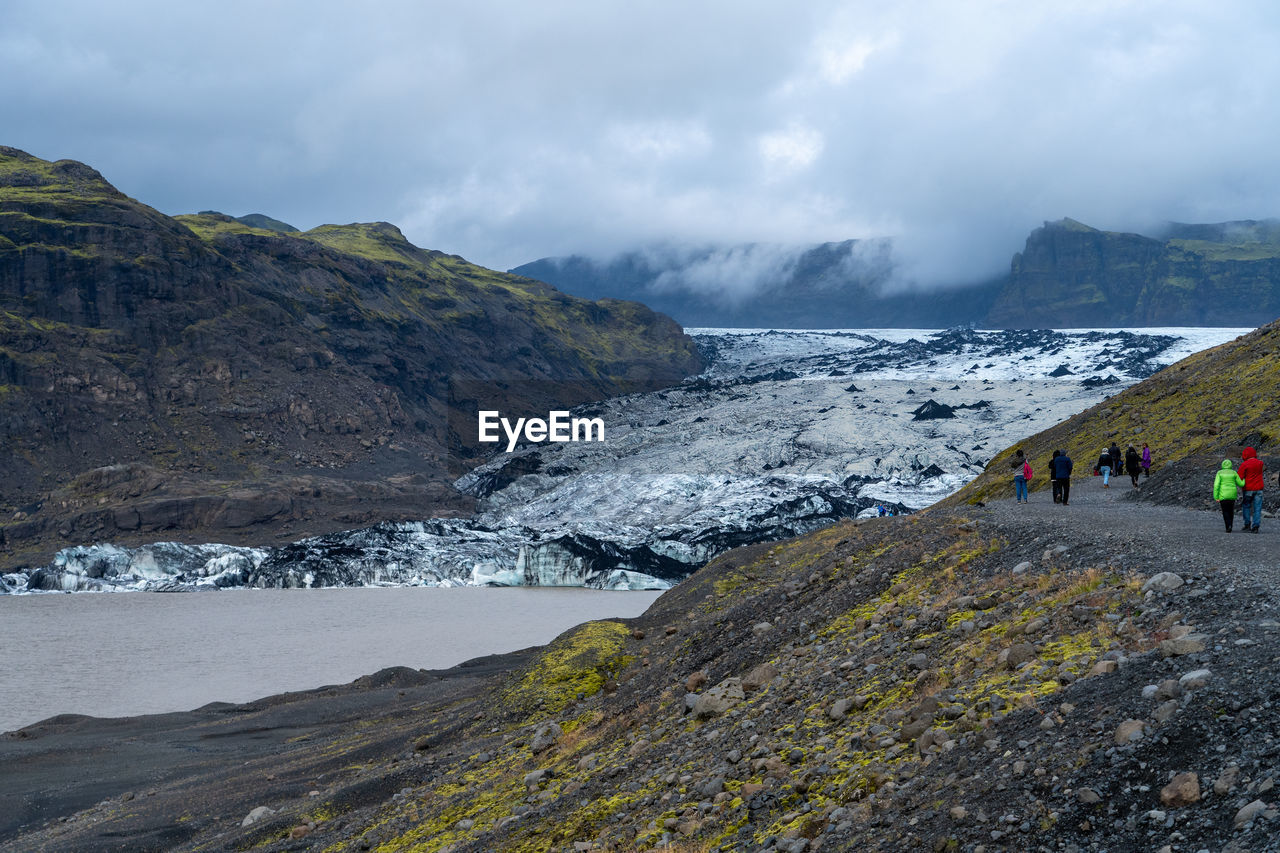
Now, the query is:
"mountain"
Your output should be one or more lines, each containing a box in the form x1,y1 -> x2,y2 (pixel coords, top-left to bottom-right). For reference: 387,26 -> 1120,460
0,146 -> 702,567
511,241 -> 1004,329
986,217 -> 1280,327
514,218 -> 1280,329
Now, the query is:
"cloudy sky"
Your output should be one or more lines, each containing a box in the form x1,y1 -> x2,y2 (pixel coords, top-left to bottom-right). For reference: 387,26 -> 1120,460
5,1 -> 1280,283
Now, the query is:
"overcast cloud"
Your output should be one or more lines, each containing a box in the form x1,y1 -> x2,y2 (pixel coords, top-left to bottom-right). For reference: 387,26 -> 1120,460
4,1 -> 1280,284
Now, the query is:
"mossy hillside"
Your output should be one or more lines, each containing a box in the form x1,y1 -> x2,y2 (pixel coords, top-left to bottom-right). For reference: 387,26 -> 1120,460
502,620 -> 635,718
324,511 -> 1158,853
950,319 -> 1280,506
0,147 -> 199,252
175,214 -> 702,389
174,212 -> 289,241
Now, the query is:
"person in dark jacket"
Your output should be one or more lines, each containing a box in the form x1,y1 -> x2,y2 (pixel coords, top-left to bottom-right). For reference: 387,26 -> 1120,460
1238,446 -> 1266,532
1049,450 -> 1063,503
1051,449 -> 1073,505
1125,446 -> 1141,487
1096,447 -> 1113,488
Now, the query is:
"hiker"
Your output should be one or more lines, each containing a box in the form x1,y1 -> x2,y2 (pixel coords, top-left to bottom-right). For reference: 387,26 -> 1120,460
1095,446 -> 1113,488
1125,446 -> 1141,487
1012,448 -> 1028,503
1050,449 -> 1073,505
1214,458 -> 1244,533
1050,450 -> 1063,503
1238,447 -> 1266,533
1109,442 -> 1122,475
1141,443 -> 1152,478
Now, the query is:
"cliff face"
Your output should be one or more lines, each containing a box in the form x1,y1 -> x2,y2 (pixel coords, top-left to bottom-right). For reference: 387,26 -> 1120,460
0,147 -> 702,566
986,217 -> 1280,327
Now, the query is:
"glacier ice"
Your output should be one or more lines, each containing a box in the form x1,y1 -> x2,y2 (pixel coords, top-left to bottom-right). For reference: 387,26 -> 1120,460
13,327 -> 1247,593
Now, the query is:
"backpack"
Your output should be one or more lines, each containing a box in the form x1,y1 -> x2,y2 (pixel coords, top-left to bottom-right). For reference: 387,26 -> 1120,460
1023,461 -> 1033,481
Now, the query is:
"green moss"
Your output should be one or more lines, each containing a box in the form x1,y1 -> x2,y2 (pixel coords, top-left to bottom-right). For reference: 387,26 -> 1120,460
174,213 -> 283,241
503,620 -> 634,716
301,223 -> 423,265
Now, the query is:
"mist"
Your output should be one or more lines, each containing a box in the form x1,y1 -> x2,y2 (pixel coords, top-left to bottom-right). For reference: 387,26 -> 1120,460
4,0 -> 1280,285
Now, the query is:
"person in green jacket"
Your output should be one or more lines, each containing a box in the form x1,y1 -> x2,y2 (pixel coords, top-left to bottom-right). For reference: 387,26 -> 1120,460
1213,458 -> 1245,532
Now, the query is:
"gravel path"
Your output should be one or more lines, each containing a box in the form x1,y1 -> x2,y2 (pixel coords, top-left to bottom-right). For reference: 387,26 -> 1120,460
980,469 -> 1276,575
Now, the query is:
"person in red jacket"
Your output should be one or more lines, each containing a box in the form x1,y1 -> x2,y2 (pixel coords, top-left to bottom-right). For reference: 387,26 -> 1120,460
1238,447 -> 1266,533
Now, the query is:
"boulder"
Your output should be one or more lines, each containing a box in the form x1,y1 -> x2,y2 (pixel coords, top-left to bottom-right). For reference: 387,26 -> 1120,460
1000,643 -> 1036,669
1159,772 -> 1200,808
1114,719 -> 1145,745
1160,635 -> 1207,657
242,806 -> 276,827
742,663 -> 779,692
693,678 -> 745,719
1142,572 -> 1184,592
530,722 -> 562,753
1234,799 -> 1267,828
1178,668 -> 1212,688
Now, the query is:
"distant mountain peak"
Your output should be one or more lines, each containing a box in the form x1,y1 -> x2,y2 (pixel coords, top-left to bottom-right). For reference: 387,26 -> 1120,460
235,213 -> 299,233
1042,217 -> 1098,233
0,146 -> 120,197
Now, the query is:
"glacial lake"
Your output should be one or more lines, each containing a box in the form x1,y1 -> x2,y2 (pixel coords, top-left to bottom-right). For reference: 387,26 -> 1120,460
0,586 -> 663,733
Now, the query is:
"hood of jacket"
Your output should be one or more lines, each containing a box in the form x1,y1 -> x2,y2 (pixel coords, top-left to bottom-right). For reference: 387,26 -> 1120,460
1243,447 -> 1258,460
1221,459 -> 1235,469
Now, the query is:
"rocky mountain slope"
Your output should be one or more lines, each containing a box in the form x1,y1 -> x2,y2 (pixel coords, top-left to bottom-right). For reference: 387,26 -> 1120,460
4,324 -> 1279,851
514,219 -> 1280,330
0,147 -> 702,568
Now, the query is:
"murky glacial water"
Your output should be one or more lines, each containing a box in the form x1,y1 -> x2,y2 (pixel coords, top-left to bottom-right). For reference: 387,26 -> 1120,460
0,586 -> 662,733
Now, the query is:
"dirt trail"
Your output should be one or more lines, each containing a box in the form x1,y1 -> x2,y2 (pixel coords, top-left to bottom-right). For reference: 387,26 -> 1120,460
980,466 -> 1276,575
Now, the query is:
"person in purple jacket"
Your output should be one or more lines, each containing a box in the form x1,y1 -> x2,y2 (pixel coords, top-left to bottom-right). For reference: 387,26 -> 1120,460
1141,443 -> 1152,478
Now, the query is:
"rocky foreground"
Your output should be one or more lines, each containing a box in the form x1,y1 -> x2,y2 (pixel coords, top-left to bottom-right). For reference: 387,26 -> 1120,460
4,472 -> 1279,853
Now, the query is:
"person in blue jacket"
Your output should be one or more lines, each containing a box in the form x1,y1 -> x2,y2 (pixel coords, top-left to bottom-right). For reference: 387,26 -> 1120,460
1050,449 -> 1074,505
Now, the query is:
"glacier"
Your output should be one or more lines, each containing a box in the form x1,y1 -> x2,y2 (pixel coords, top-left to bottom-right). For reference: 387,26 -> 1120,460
6,326 -> 1248,593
